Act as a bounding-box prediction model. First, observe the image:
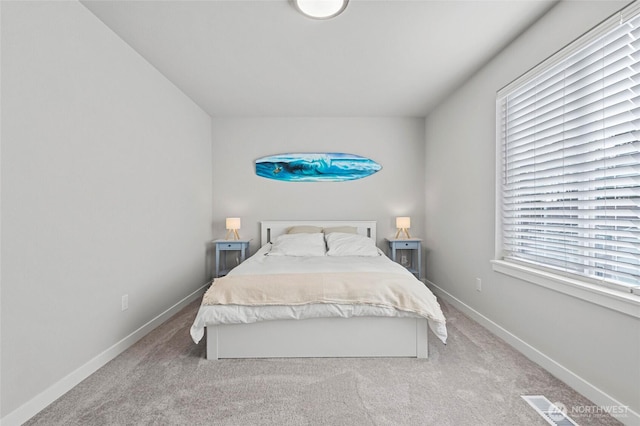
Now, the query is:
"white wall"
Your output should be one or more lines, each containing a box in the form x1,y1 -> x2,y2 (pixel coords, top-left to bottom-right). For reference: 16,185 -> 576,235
424,0 -> 639,423
211,117 -> 425,255
1,1 -> 212,420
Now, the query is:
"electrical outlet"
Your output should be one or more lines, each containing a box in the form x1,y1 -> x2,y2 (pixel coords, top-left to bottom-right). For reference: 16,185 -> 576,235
476,278 -> 482,292
121,294 -> 129,311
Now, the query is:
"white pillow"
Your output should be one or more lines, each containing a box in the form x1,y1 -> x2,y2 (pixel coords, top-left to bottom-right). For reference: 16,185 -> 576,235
323,226 -> 358,235
268,233 -> 327,256
286,225 -> 323,234
325,232 -> 380,257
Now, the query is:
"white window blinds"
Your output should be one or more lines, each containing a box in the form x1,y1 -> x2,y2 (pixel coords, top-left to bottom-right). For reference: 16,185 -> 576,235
497,6 -> 640,292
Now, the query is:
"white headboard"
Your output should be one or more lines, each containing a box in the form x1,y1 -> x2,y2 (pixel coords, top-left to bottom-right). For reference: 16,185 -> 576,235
260,220 -> 377,246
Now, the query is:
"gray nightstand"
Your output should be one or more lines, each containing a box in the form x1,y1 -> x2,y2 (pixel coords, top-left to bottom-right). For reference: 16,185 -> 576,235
214,239 -> 251,277
386,238 -> 422,279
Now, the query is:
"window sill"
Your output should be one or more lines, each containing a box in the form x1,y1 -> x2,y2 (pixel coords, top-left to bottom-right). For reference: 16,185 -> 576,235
491,260 -> 640,319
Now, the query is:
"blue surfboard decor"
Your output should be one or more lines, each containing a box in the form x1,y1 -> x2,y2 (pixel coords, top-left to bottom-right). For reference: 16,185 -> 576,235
255,153 -> 382,182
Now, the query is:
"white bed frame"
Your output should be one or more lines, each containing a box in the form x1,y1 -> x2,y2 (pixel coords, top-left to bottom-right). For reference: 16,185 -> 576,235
205,220 -> 429,360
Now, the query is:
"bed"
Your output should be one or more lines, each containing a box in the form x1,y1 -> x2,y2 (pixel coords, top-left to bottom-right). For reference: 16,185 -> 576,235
190,220 -> 447,360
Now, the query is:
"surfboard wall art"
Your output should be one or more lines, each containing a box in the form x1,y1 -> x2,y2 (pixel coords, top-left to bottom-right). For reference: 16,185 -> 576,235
255,153 -> 382,182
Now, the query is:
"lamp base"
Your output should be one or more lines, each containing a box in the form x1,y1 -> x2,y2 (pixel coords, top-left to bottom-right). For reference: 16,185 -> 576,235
225,230 -> 240,240
395,228 -> 411,239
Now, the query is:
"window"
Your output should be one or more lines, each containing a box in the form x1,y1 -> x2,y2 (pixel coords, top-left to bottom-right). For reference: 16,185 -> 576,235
496,3 -> 640,297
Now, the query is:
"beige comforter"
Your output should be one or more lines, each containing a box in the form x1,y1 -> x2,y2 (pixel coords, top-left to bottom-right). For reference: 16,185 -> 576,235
202,271 -> 446,327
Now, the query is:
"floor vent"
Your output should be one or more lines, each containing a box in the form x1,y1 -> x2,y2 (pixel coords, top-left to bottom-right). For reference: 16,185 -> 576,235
521,395 -> 579,426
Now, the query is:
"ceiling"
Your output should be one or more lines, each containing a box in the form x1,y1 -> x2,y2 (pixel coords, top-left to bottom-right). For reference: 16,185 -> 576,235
81,0 -> 557,117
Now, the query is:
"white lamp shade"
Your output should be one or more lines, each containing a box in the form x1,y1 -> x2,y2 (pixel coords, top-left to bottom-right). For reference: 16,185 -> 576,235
396,217 -> 411,229
226,217 -> 241,230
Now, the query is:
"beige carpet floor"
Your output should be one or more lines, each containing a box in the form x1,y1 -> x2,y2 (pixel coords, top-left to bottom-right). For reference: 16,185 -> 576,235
26,298 -> 622,425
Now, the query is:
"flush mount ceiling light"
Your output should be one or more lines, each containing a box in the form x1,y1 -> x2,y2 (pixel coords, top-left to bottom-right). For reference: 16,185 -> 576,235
293,0 -> 349,20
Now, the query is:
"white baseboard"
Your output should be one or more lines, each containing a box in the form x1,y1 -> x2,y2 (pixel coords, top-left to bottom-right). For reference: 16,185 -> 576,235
0,284 -> 209,426
426,280 -> 640,426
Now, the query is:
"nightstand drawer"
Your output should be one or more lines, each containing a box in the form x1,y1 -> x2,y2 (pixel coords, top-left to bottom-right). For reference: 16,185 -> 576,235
220,242 -> 244,250
396,241 -> 419,250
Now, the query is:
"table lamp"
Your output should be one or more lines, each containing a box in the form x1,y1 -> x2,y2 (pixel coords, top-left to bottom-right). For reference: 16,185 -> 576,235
225,217 -> 241,240
395,216 -> 411,239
